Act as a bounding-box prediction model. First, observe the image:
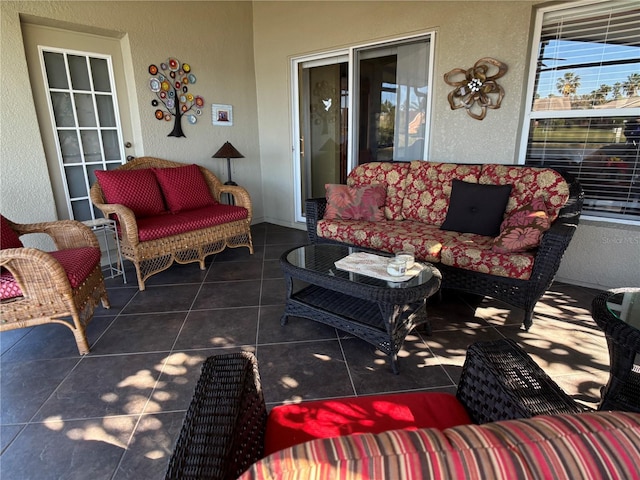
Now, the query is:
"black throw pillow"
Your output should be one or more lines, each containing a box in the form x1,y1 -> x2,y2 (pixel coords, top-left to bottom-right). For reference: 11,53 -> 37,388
440,180 -> 512,236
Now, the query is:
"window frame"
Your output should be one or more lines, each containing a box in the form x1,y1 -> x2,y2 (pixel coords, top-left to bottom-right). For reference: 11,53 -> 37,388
519,0 -> 640,226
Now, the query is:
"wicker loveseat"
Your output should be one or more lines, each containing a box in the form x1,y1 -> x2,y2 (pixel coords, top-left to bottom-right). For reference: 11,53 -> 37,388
90,157 -> 253,290
306,161 -> 583,330
165,340 -> 640,480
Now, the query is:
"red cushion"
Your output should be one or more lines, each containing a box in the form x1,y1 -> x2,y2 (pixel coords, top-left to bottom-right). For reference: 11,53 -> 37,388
492,198 -> 551,253
135,204 -> 249,242
324,184 -> 386,221
153,164 -> 217,213
1,215 -> 23,249
0,270 -> 23,300
0,246 -> 100,300
263,392 -> 471,456
95,169 -> 166,217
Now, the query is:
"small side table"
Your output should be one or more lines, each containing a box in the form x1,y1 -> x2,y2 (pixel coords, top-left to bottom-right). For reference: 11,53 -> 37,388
591,288 -> 640,412
82,218 -> 127,283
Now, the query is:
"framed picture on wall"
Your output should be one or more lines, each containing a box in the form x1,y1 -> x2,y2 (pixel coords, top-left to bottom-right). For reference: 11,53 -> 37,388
212,104 -> 233,126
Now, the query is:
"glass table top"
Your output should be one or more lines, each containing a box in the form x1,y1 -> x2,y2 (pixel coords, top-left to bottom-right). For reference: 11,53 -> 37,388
283,244 -> 437,289
606,290 -> 640,330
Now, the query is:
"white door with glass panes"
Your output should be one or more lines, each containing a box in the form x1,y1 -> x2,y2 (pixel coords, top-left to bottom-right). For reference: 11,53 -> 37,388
22,23 -> 137,221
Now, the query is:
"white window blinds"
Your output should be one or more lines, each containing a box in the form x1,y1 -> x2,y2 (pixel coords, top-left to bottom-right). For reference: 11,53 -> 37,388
524,0 -> 640,222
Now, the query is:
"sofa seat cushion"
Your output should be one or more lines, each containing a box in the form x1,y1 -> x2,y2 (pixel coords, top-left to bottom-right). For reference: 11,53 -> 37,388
242,412 -> 640,480
403,162 -> 483,226
264,392 -> 471,457
440,234 -> 535,280
135,204 -> 249,242
347,162 -> 410,220
317,220 -> 462,263
479,164 -> 569,221
0,246 -> 101,300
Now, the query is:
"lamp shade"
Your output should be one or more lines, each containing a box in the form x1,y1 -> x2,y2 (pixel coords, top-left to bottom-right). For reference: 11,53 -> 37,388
212,141 -> 244,159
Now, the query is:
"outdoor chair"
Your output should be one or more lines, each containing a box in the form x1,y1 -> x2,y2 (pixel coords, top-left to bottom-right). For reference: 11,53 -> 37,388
0,215 -> 110,354
166,338 -> 588,480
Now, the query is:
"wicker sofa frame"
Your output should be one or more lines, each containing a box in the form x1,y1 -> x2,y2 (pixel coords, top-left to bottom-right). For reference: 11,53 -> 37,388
165,338 -> 587,480
306,167 -> 584,330
90,157 -> 254,290
0,218 -> 110,354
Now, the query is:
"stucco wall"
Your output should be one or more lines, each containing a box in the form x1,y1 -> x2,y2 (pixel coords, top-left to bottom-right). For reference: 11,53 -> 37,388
0,0 -> 263,232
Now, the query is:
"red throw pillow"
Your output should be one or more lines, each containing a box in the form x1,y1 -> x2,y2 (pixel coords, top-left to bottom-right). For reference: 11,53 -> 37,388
324,184 -> 386,221
492,198 -> 551,253
0,215 -> 23,249
153,164 -> 217,213
95,169 -> 166,217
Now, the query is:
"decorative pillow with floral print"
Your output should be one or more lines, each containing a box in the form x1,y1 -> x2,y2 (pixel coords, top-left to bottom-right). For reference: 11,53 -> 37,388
492,198 -> 551,253
324,184 -> 386,221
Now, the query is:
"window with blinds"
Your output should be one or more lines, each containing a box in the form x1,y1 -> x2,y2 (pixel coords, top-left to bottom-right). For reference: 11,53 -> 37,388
523,0 -> 640,223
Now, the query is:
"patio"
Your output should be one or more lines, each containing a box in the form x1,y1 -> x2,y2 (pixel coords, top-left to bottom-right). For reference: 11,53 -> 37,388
0,222 -> 610,479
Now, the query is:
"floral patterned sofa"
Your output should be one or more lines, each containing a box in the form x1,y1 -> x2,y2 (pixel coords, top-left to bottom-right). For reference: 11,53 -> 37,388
306,161 -> 583,330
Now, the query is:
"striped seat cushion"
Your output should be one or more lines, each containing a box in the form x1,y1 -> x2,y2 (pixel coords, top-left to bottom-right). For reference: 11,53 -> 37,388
241,412 -> 640,480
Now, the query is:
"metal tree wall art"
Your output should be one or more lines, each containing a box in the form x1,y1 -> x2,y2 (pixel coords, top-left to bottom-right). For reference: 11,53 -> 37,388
148,58 -> 204,137
444,57 -> 508,120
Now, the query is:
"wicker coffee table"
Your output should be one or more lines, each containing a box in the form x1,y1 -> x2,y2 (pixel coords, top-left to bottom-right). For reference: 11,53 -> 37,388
279,244 -> 441,373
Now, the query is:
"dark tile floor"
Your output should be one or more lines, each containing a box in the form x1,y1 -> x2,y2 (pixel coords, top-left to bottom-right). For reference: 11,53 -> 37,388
0,223 -> 611,479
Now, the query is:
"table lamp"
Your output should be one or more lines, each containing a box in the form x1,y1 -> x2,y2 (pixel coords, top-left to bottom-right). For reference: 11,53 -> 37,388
212,141 -> 244,186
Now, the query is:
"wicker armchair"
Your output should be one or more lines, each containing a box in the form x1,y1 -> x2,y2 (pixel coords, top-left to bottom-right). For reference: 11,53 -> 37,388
166,339 -> 587,480
90,157 -> 254,290
0,217 -> 110,354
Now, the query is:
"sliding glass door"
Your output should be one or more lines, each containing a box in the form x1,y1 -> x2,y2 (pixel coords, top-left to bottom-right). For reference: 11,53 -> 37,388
292,33 -> 434,222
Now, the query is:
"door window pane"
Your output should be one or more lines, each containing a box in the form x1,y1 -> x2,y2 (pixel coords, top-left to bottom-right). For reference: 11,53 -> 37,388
65,165 -> 88,198
101,130 -> 121,161
58,130 -> 81,163
51,92 -> 75,127
80,130 -> 101,163
74,93 -> 97,127
71,200 -> 92,221
90,57 -> 111,92
43,52 -> 68,89
96,95 -> 116,127
68,55 -> 91,90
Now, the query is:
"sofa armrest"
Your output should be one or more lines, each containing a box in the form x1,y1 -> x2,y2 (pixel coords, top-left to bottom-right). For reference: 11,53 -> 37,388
456,338 -> 588,424
166,352 -> 267,480
305,197 -> 327,244
219,185 -> 253,220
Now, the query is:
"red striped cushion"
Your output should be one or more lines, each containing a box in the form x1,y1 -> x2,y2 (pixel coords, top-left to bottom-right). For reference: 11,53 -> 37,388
135,205 -> 248,242
241,412 -> 640,480
0,247 -> 100,300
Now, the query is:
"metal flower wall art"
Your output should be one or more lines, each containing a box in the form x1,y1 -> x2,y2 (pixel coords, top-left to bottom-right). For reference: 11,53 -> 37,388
444,57 -> 508,120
